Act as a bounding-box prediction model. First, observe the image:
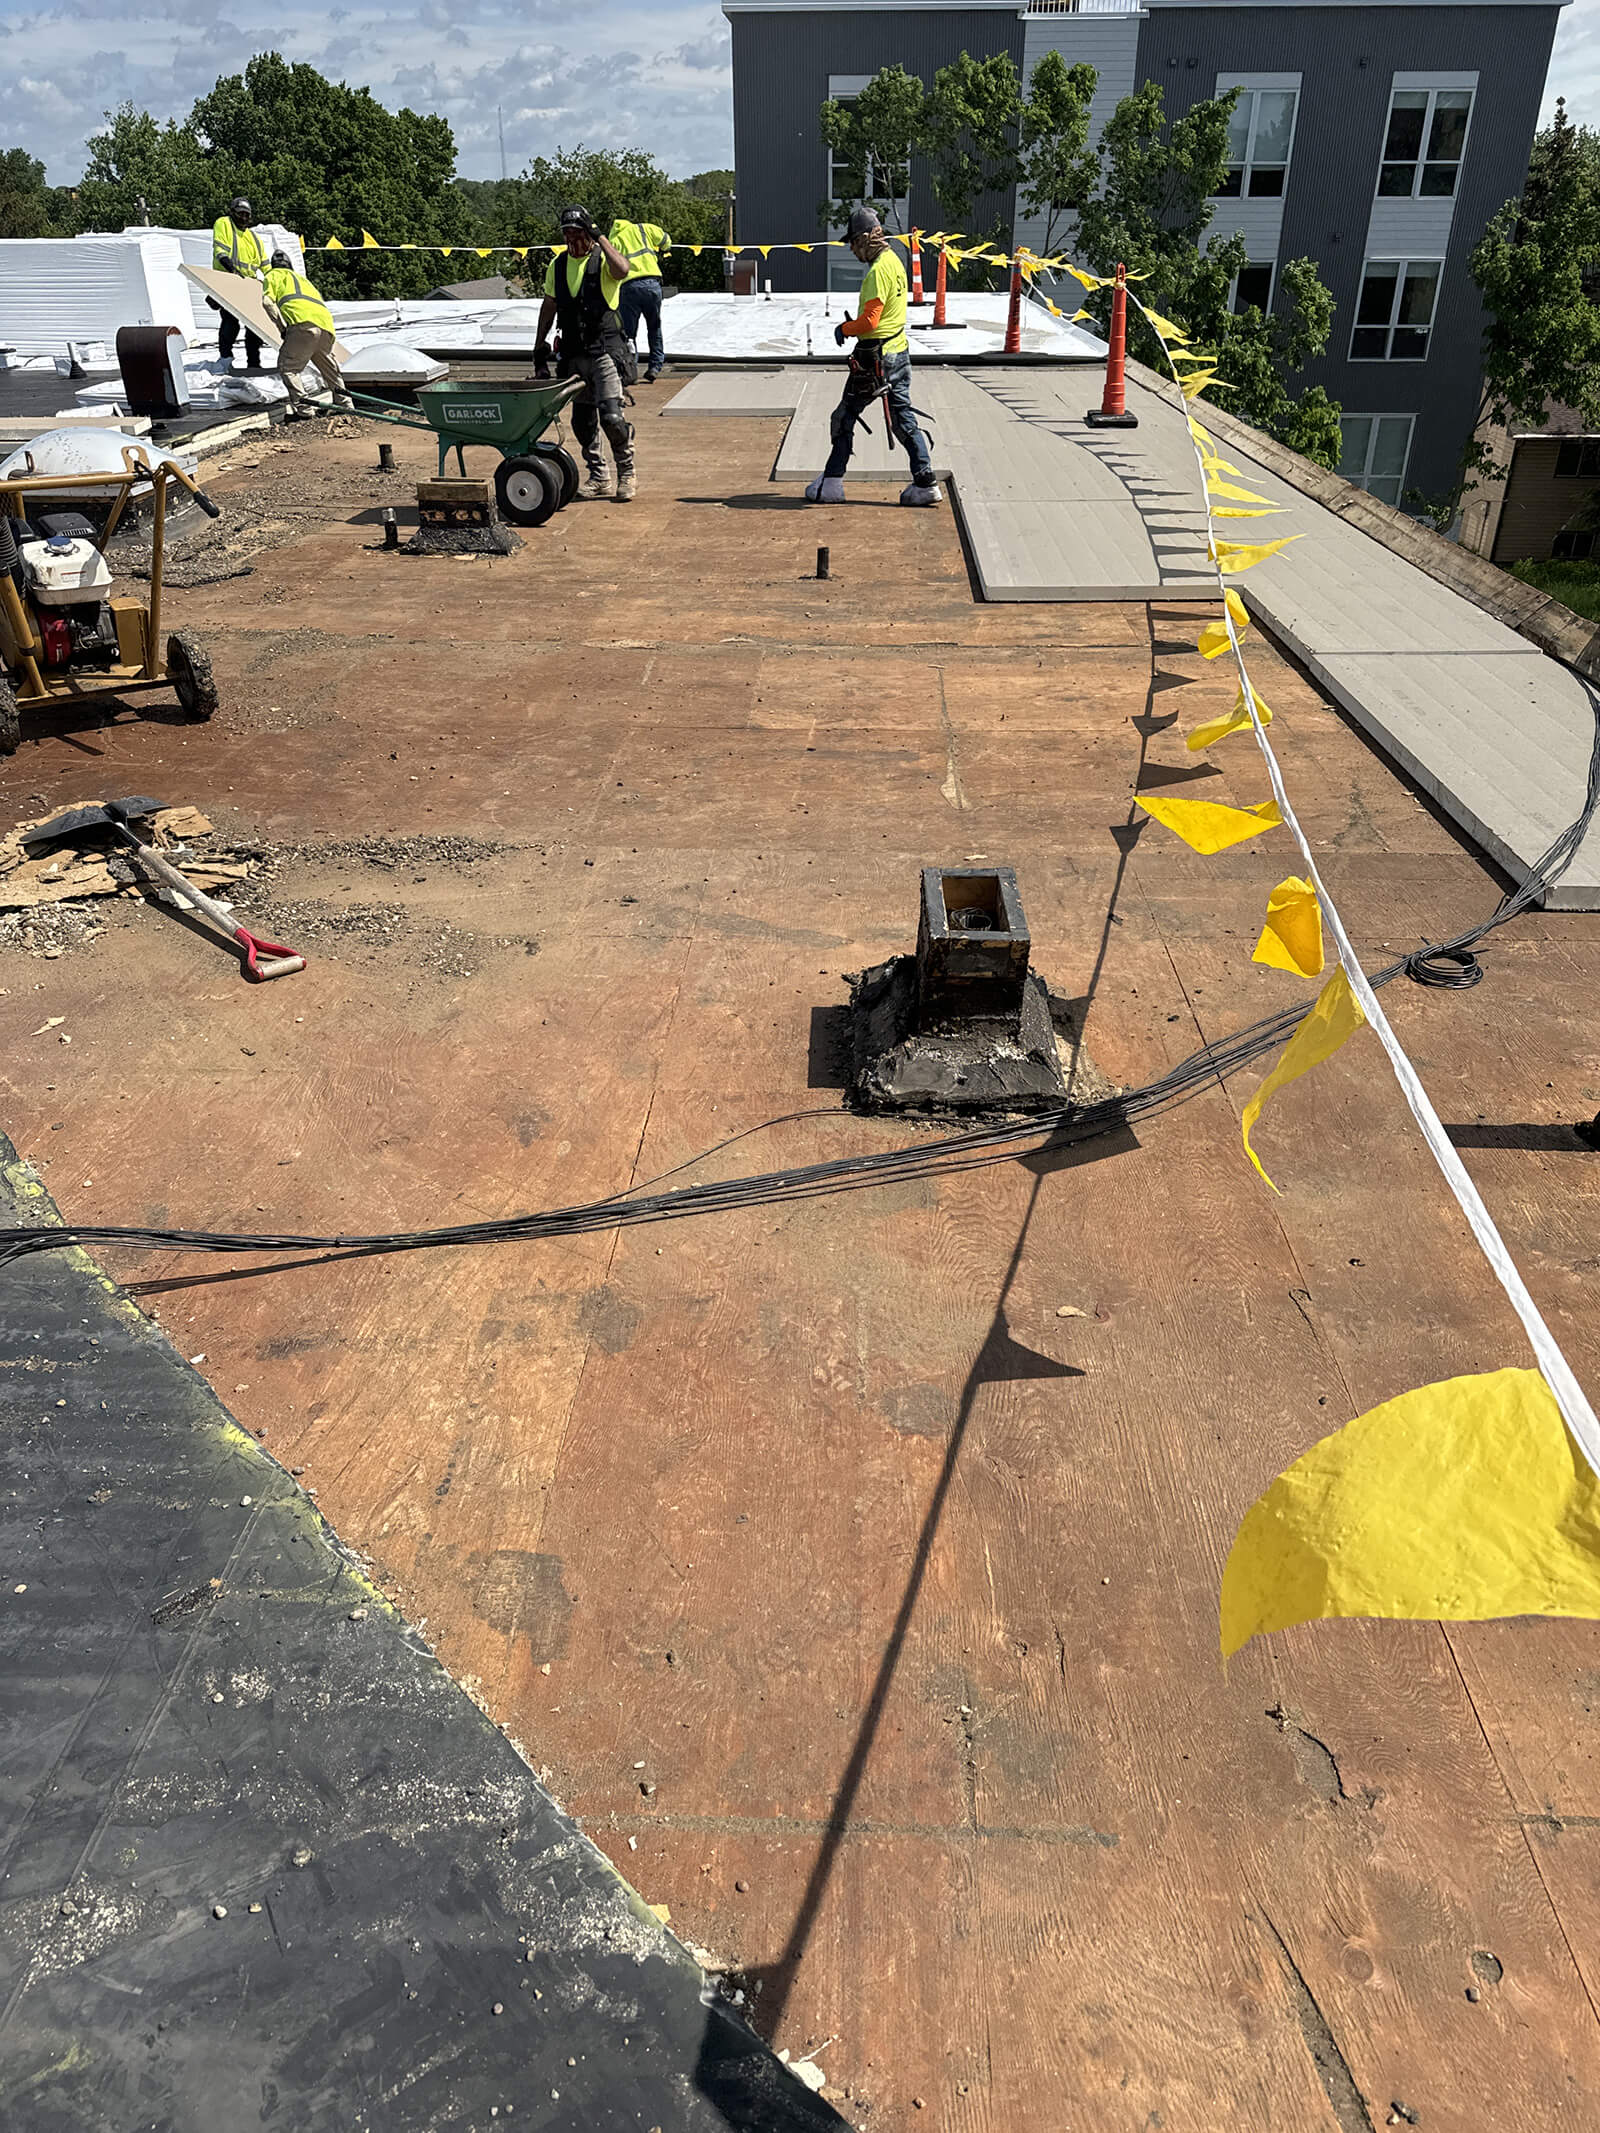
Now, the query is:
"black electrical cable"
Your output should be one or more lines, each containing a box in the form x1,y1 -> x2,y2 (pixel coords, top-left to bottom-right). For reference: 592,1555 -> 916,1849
5,674 -> 1597,1277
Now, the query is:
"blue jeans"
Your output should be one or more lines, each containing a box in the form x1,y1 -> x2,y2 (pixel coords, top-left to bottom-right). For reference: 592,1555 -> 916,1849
822,347 -> 933,483
619,276 -> 665,375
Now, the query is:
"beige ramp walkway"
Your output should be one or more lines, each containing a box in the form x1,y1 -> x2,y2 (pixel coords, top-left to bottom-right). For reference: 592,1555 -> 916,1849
963,369 -> 1600,909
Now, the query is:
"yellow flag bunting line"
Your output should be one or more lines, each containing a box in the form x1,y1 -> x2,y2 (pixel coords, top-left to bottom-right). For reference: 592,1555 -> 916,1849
1116,287 -> 1600,1658
299,230 -> 1119,279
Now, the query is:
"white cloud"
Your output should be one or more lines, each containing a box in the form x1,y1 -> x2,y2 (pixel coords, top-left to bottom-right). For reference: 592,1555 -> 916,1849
1545,0 -> 1600,128
0,3 -> 733,183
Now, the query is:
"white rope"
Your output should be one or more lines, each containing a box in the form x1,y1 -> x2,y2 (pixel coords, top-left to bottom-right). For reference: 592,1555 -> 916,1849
1127,290 -> 1600,1475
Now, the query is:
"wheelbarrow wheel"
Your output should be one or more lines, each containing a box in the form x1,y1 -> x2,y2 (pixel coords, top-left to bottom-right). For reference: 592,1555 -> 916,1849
165,633 -> 218,721
495,455 -> 561,528
0,674 -> 19,756
533,442 -> 580,509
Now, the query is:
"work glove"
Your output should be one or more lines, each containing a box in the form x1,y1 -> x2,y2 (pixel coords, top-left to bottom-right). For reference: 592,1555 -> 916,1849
534,341 -> 552,381
833,322 -> 847,348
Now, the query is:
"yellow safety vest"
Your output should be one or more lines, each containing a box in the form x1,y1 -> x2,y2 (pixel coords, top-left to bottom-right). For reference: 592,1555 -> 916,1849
263,267 -> 333,335
212,216 -> 264,278
609,220 -> 668,280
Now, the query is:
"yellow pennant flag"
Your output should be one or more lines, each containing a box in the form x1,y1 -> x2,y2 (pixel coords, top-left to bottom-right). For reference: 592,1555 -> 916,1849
1188,417 -> 1213,446
1211,535 -> 1301,575
440,246 -> 453,257
1137,792 -> 1281,855
1197,588 -> 1250,658
1253,876 -> 1324,978
758,244 -> 772,257
1220,1368 -> 1600,1658
1062,263 -> 1100,290
1181,371 -> 1227,401
361,229 -> 380,249
515,247 -> 528,259
1187,685 -> 1272,750
1240,965 -> 1365,1191
1141,307 -> 1189,342
476,247 -> 493,258
1213,505 -> 1284,520
795,243 -> 813,253
1206,475 -> 1275,506
324,235 -> 344,250
1072,308 -> 1092,323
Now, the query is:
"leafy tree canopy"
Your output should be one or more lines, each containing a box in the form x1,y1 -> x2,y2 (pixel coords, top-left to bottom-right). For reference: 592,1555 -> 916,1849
72,55 -> 477,297
1464,99 -> 1600,495
0,148 -> 75,239
820,65 -> 925,231
473,146 -> 729,290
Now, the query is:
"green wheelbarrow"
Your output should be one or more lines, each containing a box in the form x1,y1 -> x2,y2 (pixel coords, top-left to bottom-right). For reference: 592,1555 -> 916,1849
347,377 -> 585,525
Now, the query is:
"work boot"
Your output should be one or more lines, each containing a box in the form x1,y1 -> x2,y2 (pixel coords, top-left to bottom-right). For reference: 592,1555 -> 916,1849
579,464 -> 615,501
900,479 -> 943,507
805,475 -> 846,503
615,469 -> 637,503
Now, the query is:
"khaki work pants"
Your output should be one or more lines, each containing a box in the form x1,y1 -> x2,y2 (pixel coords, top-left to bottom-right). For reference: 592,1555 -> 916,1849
278,323 -> 349,412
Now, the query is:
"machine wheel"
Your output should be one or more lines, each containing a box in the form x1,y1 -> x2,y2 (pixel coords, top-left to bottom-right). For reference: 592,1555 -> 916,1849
166,633 -> 218,721
0,674 -> 19,757
533,442 -> 580,509
495,455 -> 561,528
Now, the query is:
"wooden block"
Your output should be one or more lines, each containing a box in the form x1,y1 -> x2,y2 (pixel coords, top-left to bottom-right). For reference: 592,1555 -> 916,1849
416,477 -> 493,529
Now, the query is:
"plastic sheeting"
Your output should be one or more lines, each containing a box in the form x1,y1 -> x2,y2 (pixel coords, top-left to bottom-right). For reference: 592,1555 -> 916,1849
0,236 -> 197,359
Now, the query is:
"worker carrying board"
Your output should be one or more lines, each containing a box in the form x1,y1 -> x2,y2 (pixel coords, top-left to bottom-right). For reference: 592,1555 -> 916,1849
262,253 -> 353,420
534,207 -> 638,503
211,197 -> 265,373
806,207 -> 941,509
608,214 -> 669,383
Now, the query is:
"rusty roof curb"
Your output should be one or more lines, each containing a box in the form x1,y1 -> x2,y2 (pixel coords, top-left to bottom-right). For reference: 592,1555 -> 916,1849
1127,358 -> 1600,685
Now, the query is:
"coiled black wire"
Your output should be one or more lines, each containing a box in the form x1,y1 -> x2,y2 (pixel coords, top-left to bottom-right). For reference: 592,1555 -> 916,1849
5,674 -> 1597,1276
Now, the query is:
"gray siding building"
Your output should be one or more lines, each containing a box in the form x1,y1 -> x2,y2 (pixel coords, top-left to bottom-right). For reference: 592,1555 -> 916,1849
724,0 -> 1568,508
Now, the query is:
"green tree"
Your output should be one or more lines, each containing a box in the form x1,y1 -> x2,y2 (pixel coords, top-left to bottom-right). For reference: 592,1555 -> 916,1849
1461,99 -> 1600,501
480,147 -> 728,291
923,51 -> 1023,244
1017,51 -> 1099,257
0,148 -> 73,238
72,56 -> 479,298
819,64 -> 925,231
1072,80 -> 1341,466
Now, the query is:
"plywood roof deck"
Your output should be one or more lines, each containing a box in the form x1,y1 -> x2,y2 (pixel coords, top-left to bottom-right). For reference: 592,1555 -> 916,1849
3,396 -> 1600,2130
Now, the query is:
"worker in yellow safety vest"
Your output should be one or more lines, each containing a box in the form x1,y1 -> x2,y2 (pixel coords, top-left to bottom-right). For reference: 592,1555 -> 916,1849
211,196 -> 265,372
608,215 -> 670,382
262,252 -> 354,419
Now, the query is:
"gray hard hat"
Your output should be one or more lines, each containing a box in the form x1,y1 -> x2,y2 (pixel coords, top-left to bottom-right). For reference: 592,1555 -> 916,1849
270,249 -> 293,269
230,196 -> 254,220
847,205 -> 881,240
559,204 -> 593,232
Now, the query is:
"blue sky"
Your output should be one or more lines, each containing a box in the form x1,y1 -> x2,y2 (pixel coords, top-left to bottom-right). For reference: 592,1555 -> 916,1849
3,0 -> 1595,191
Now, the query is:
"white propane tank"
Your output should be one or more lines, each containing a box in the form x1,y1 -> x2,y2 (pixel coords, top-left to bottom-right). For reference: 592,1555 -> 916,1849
21,536 -> 113,606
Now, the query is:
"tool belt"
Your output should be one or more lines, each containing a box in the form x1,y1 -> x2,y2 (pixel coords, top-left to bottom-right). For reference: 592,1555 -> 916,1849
847,338 -> 888,388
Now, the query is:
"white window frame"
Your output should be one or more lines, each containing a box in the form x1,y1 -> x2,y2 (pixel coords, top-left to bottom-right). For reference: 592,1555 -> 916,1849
1339,413 -> 1416,505
1349,257 -> 1442,363
1213,81 -> 1301,201
1229,261 -> 1276,315
1375,81 -> 1475,204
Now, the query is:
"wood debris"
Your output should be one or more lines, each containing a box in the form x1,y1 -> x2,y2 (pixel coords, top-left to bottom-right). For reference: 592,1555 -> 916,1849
0,803 -> 254,911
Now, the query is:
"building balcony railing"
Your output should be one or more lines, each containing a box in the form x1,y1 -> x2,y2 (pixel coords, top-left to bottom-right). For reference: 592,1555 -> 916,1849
1024,0 -> 1144,14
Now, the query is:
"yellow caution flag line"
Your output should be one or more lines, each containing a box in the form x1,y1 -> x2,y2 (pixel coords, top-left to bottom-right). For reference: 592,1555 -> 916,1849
1127,285 -> 1600,1485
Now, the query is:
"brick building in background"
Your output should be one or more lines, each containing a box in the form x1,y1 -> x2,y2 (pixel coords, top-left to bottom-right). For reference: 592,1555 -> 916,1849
724,0 -> 1569,511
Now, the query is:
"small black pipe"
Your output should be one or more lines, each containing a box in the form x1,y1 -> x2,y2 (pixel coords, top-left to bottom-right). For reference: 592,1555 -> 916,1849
382,507 -> 399,550
378,442 -> 395,472
816,545 -> 830,581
